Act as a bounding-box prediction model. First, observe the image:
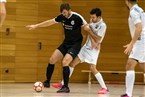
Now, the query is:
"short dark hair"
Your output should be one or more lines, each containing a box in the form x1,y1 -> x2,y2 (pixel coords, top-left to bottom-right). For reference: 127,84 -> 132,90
128,0 -> 137,3
60,3 -> 71,12
130,0 -> 137,1
90,8 -> 102,17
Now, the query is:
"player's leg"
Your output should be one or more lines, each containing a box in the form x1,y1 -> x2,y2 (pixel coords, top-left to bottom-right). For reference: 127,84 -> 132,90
43,49 -> 63,88
63,55 -> 81,81
121,39 -> 145,97
51,64 -> 74,88
89,64 -> 108,94
52,50 -> 83,88
56,53 -> 72,93
52,46 -> 85,89
0,2 -> 6,27
57,48 -> 80,93
61,53 -> 81,86
52,56 -> 81,88
121,58 -> 137,97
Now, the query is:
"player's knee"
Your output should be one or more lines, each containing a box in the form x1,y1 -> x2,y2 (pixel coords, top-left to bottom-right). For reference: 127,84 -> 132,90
90,65 -> 95,71
62,55 -> 73,66
90,65 -> 98,75
0,8 -> 6,16
90,65 -> 93,71
69,63 -> 75,68
0,12 -> 6,20
126,61 -> 135,70
62,59 -> 69,66
49,57 -> 56,64
0,12 -> 6,15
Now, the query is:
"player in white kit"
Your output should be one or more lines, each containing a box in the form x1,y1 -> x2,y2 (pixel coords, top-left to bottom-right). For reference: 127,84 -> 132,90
52,8 -> 109,94
121,0 -> 145,97
0,0 -> 6,27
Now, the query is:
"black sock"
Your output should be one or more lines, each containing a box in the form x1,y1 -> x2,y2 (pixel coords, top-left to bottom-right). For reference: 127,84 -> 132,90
63,66 -> 70,87
46,64 -> 54,83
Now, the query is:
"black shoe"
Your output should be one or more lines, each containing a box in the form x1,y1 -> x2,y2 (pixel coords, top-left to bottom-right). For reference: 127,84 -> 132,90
43,80 -> 50,88
120,93 -> 131,97
57,85 -> 70,93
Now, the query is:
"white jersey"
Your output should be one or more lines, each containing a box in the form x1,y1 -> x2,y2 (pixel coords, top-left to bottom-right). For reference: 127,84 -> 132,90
128,4 -> 145,38
0,0 -> 6,2
85,18 -> 107,48
78,18 -> 107,65
128,4 -> 145,63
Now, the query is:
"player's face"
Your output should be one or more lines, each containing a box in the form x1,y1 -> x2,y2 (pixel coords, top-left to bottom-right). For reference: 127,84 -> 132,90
62,9 -> 71,18
90,14 -> 100,23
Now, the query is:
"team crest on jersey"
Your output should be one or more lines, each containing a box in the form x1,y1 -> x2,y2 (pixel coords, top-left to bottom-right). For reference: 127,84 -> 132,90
95,25 -> 99,29
62,23 -> 64,26
71,20 -> 75,25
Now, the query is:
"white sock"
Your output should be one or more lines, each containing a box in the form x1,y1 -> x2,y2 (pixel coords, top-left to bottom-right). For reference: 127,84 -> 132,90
61,66 -> 74,85
95,72 -> 107,89
126,71 -> 135,97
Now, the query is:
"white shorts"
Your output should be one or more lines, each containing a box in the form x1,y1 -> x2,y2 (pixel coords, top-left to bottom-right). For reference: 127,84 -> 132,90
129,34 -> 145,63
0,0 -> 6,2
78,45 -> 100,65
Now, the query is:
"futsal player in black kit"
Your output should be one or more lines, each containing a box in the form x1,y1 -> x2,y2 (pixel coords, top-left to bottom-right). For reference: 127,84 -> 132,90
26,3 -> 87,93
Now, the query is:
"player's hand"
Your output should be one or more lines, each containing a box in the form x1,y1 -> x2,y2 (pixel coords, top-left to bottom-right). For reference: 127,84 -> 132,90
26,25 -> 38,30
123,43 -> 133,55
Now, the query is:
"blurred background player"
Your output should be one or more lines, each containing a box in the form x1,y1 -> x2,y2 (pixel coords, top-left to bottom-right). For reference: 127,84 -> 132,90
121,0 -> 145,97
0,0 -> 6,27
26,3 -> 87,93
52,8 -> 109,94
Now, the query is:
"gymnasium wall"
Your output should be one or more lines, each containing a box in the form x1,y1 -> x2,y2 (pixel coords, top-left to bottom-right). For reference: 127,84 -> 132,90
0,0 -> 145,83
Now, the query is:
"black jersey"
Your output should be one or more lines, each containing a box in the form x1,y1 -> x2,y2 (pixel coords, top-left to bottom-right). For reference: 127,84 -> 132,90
54,12 -> 87,44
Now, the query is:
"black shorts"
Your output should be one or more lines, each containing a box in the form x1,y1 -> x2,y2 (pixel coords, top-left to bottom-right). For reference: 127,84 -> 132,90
57,42 -> 81,59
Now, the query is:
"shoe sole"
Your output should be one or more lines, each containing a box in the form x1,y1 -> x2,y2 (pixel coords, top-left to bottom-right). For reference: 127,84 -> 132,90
57,92 -> 70,93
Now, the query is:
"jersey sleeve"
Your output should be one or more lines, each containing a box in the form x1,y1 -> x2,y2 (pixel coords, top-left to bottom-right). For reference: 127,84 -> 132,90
0,0 -> 6,2
130,10 -> 141,25
80,16 -> 87,26
81,17 -> 87,25
53,14 -> 64,23
74,12 -> 87,26
97,23 -> 107,37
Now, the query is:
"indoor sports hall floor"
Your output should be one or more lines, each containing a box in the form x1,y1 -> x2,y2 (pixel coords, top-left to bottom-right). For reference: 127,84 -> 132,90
1,83 -> 145,97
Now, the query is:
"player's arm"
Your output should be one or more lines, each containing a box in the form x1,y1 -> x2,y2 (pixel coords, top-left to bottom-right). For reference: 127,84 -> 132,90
84,24 -> 102,49
130,23 -> 142,45
84,24 -> 101,42
26,19 -> 56,30
124,23 -> 142,54
89,36 -> 100,49
0,2 -> 6,27
129,11 -> 143,45
124,11 -> 142,55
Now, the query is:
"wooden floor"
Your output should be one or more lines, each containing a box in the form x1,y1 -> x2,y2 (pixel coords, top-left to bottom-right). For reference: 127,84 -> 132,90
0,83 -> 145,97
